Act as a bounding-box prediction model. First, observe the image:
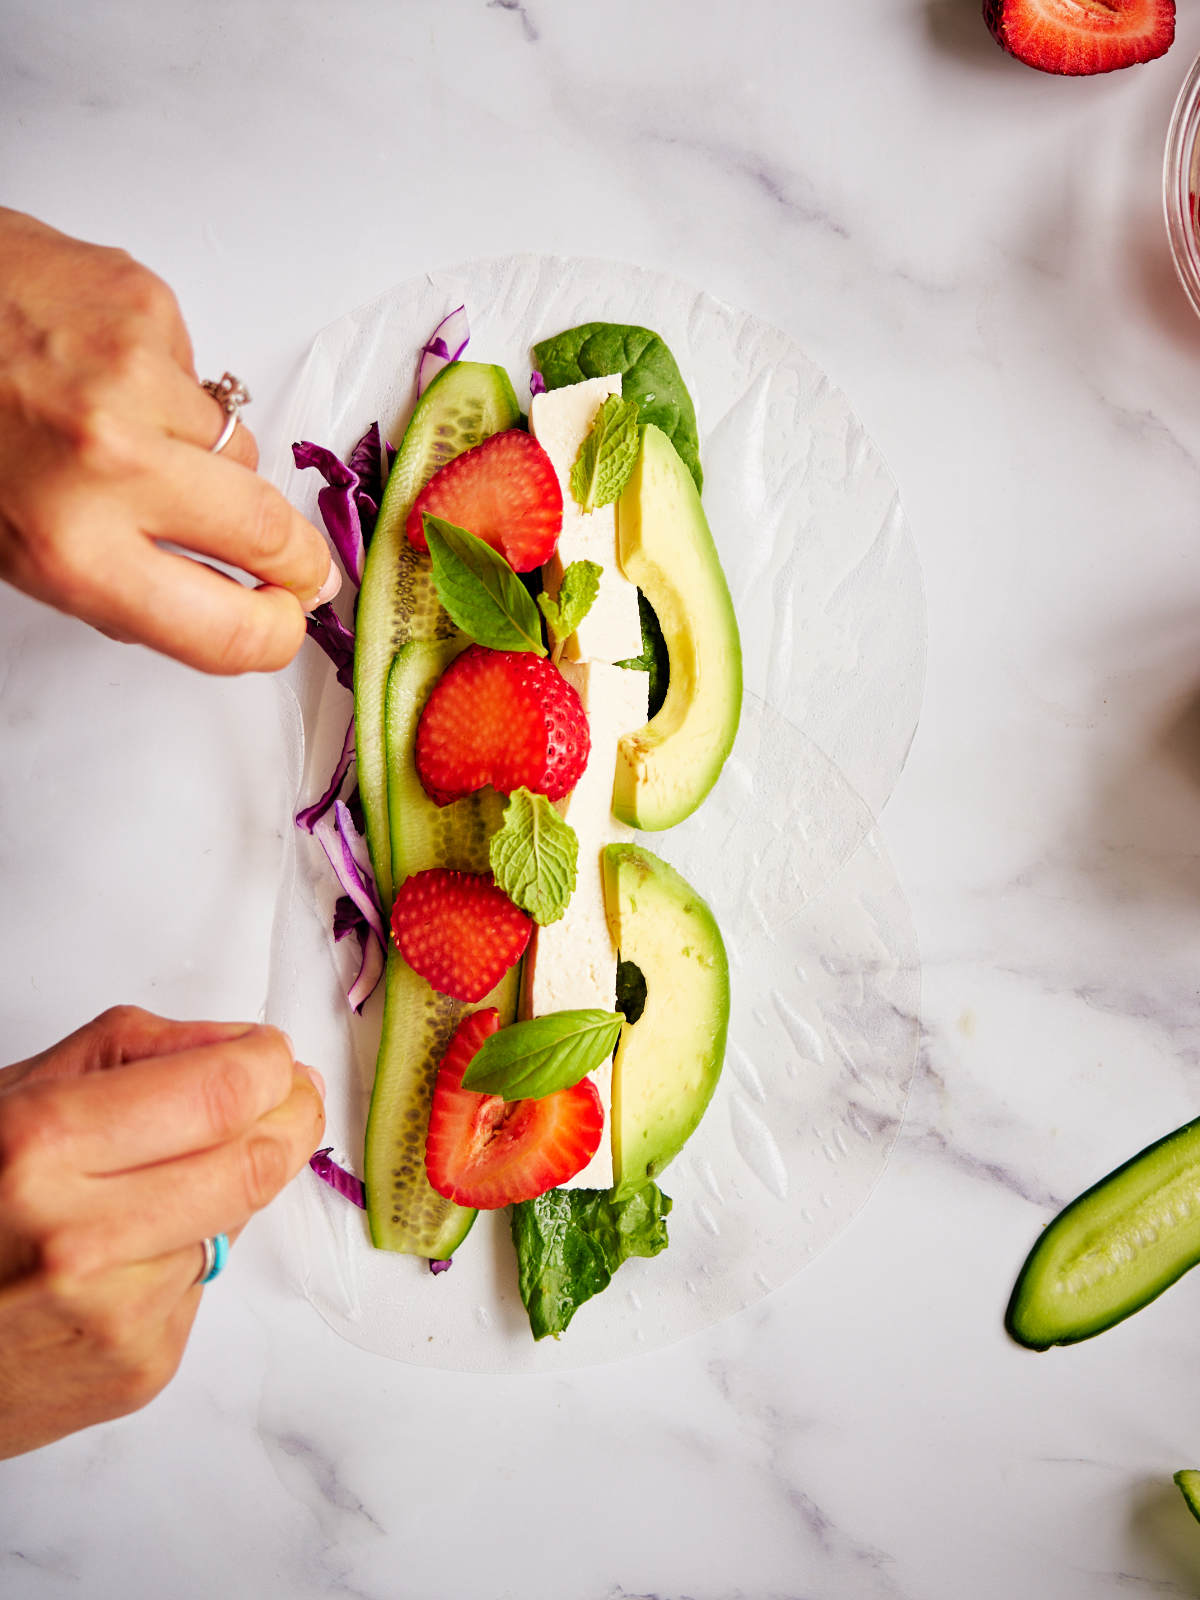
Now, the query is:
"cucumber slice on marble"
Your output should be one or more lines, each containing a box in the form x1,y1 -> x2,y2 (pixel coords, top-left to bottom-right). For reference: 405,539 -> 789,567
354,362 -> 520,908
363,640 -> 514,1257
1174,1470 -> 1200,1525
1006,1115 -> 1200,1349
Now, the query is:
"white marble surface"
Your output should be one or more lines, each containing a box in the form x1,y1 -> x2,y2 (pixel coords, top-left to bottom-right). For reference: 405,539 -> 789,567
7,2 -> 1200,1595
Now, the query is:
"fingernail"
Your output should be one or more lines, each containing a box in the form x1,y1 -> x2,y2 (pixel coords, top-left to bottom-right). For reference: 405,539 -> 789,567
306,1066 -> 327,1100
311,560 -> 342,610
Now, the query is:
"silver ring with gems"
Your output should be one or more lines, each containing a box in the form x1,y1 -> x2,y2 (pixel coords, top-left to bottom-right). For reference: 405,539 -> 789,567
201,372 -> 251,454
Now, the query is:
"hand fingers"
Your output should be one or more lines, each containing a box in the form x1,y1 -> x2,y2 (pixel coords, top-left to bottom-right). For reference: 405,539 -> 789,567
139,434 -> 337,606
11,1025 -> 298,1173
4,1007 -> 259,1090
75,534 -> 311,674
76,1069 -> 325,1269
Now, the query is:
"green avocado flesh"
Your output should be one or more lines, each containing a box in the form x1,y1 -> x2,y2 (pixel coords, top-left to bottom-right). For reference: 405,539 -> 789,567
354,362 -> 520,908
613,424 -> 741,831
1006,1115 -> 1200,1349
363,641 -> 514,1258
601,843 -> 729,1199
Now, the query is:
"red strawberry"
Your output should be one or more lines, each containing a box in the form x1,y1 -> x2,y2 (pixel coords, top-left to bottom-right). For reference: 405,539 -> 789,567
425,1009 -> 604,1208
983,0 -> 1174,76
415,645 -> 590,807
391,869 -> 532,1003
407,429 -> 563,572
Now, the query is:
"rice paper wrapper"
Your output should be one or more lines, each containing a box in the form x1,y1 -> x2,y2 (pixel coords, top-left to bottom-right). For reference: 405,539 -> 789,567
264,255 -> 925,1372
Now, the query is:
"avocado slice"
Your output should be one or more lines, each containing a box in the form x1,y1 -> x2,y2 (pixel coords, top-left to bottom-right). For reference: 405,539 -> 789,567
613,425 -> 741,831
602,843 -> 729,1199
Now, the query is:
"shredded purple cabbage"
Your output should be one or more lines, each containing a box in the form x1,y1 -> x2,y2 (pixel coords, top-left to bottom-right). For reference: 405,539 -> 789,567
306,604 -> 355,692
429,1257 -> 453,1275
310,1148 -> 366,1208
347,932 -> 385,1014
314,801 -> 385,946
417,305 -> 470,396
529,370 -> 546,397
292,420 -> 386,586
295,716 -> 355,833
332,894 -> 363,941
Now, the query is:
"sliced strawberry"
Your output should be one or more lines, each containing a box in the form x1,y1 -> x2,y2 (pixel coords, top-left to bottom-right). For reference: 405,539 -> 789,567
983,0 -> 1174,76
425,1009 -> 604,1208
391,869 -> 532,1003
415,644 -> 590,807
407,429 -> 563,572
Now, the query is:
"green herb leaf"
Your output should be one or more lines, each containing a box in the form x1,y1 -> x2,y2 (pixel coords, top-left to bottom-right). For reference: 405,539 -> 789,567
423,515 -> 546,655
533,322 -> 702,491
569,394 -> 641,514
537,560 -> 602,652
461,1009 -> 624,1101
489,787 -> 579,925
510,1183 -> 672,1339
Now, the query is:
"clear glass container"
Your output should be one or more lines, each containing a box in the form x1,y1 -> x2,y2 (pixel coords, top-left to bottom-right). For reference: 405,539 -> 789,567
1165,51 -> 1200,318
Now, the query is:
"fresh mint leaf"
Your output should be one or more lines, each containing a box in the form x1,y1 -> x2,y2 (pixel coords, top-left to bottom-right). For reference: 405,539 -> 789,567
461,1009 -> 623,1101
569,394 -> 640,514
615,589 -> 669,718
510,1183 -> 672,1340
489,787 -> 579,925
423,515 -> 546,655
537,560 -> 602,652
533,322 -> 702,490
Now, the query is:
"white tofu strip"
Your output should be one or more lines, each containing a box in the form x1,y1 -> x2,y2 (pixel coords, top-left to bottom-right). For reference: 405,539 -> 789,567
525,661 -> 649,1189
530,376 -> 644,665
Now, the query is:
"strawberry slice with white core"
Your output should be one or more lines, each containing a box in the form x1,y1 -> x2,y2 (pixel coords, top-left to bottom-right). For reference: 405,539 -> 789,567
425,1009 -> 604,1208
983,0 -> 1174,76
406,428 -> 563,572
415,645 -> 590,807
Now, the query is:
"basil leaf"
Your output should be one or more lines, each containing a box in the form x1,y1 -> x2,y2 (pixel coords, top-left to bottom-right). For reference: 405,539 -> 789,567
461,1009 -> 623,1100
568,395 -> 640,514
537,559 -> 602,652
489,787 -> 579,926
532,322 -> 702,490
510,1183 -> 672,1340
423,515 -> 547,655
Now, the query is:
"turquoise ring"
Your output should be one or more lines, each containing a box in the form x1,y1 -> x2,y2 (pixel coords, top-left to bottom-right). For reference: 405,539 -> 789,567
198,1233 -> 230,1286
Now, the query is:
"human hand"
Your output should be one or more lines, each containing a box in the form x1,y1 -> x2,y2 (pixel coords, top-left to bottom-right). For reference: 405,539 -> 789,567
0,207 -> 340,673
0,1006 -> 325,1459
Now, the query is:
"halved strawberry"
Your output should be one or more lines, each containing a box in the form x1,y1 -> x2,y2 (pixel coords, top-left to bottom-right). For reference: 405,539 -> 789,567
425,1009 -> 604,1208
407,429 -> 563,572
415,644 -> 590,807
391,869 -> 532,1002
983,0 -> 1174,76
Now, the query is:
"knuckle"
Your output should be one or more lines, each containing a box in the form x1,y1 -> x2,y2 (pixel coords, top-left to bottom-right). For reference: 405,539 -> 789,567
92,1003 -> 151,1039
0,1084 -> 63,1169
241,1134 -> 288,1211
244,485 -> 294,567
208,605 -> 271,676
202,1056 -> 253,1140
70,397 -> 141,479
40,1223 -> 107,1287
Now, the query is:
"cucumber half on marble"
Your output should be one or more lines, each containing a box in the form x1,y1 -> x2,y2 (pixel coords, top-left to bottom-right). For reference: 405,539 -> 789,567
1006,1115 -> 1200,1349
354,361 -> 520,907
363,639 -> 514,1258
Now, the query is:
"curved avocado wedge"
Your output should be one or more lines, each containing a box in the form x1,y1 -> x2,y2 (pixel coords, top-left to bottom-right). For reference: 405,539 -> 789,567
602,843 -> 729,1199
1175,1470 -> 1200,1526
1006,1115 -> 1200,1350
613,424 -> 741,831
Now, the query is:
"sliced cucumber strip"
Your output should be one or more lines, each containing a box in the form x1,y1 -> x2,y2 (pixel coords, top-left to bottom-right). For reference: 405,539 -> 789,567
1006,1115 -> 1200,1349
363,641 -> 513,1257
1174,1470 -> 1200,1525
354,362 -> 520,907
385,639 -> 504,884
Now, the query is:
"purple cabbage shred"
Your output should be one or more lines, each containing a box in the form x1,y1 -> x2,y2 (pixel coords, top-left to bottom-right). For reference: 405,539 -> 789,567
416,305 -> 470,396
429,1257 -> 453,1275
295,716 -> 355,833
305,604 -> 355,692
529,370 -> 546,397
310,1148 -> 366,1209
292,420 -> 386,586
